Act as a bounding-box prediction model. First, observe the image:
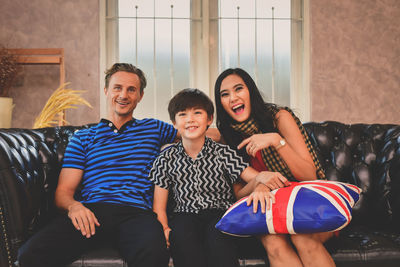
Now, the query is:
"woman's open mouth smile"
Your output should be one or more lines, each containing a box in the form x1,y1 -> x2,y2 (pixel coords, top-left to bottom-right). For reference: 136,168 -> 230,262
232,104 -> 245,115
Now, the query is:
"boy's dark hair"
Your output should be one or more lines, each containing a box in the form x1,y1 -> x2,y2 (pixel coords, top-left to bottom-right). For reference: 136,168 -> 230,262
104,63 -> 147,92
168,88 -> 214,122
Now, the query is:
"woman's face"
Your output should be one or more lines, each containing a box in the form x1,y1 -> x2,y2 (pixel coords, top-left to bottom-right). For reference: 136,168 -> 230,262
219,74 -> 251,123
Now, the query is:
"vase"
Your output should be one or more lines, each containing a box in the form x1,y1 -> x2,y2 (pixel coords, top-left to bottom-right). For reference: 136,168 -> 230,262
0,97 -> 13,128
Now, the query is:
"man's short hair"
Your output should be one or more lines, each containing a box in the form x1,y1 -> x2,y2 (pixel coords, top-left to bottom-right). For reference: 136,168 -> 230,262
104,63 -> 147,92
168,88 -> 214,122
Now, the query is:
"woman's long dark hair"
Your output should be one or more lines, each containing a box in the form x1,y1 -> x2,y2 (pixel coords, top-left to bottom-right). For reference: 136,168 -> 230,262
214,68 -> 278,160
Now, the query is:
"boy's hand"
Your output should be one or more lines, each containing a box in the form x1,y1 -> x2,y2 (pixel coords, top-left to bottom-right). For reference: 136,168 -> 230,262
246,183 -> 275,213
164,227 -> 171,248
256,171 -> 290,191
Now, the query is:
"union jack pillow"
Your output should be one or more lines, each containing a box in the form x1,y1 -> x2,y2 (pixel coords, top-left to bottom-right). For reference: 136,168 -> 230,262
216,180 -> 361,236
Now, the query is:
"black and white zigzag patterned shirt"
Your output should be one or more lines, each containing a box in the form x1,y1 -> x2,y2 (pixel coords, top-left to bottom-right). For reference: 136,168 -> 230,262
149,137 -> 249,213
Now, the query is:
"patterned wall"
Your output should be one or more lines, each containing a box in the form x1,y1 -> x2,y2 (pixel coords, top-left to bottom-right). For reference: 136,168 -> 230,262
310,0 -> 400,124
0,0 -> 100,128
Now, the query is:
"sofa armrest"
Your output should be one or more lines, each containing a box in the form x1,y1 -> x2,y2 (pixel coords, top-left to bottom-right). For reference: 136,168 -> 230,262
0,129 -> 58,266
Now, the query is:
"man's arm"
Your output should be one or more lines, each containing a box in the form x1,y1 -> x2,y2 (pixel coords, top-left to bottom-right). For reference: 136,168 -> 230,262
55,168 -> 100,238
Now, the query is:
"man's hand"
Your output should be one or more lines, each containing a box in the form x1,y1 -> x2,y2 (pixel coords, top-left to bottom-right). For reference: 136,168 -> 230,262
246,183 -> 275,213
67,202 -> 100,238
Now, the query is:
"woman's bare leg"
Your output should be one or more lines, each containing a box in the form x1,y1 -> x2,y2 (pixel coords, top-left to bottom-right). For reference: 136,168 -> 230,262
260,234 -> 303,267
290,232 -> 335,267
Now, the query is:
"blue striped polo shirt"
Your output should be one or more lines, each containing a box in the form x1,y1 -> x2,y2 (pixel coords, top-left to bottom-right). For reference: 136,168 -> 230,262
62,118 -> 177,210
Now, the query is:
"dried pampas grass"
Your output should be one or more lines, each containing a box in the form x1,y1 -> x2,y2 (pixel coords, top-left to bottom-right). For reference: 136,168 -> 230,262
33,83 -> 92,128
0,47 -> 21,97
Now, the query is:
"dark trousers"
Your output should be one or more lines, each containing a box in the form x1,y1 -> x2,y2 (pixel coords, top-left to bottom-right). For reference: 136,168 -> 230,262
17,203 -> 169,267
169,209 -> 239,267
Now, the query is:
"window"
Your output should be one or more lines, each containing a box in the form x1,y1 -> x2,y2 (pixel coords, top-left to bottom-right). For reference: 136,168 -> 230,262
101,0 -> 308,123
218,0 -> 291,107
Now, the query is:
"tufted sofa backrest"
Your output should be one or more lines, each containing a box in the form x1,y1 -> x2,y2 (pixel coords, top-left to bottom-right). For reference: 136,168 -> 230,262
303,121 -> 400,229
0,125 -> 94,261
1,121 -> 400,263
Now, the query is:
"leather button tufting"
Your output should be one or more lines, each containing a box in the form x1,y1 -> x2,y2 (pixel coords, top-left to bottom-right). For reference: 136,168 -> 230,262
2,122 -> 400,266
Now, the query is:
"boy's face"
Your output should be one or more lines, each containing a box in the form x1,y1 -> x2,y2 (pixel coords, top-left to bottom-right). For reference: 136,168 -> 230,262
173,107 -> 213,141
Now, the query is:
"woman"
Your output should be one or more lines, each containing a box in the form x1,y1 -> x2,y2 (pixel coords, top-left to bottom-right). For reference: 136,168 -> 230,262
214,68 -> 335,267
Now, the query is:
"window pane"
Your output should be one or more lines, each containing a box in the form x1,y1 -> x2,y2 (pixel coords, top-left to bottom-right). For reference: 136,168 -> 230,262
117,0 -> 190,122
257,0 -> 291,18
119,0 -> 154,17
274,19 -> 291,107
109,0 -> 294,121
219,0 -> 291,107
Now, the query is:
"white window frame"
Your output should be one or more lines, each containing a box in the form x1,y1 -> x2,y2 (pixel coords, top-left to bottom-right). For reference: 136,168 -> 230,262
99,0 -> 310,121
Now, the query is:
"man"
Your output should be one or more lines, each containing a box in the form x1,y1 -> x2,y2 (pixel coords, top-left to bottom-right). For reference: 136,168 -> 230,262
17,63 -> 177,267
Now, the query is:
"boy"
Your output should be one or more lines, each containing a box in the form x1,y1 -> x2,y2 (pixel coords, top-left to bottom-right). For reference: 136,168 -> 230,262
149,88 -> 282,267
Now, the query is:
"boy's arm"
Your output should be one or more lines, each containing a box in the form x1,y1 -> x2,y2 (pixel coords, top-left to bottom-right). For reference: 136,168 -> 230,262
234,166 -> 263,198
236,167 -> 289,213
153,185 -> 171,247
239,166 -> 259,183
234,176 -> 258,199
153,185 -> 169,229
234,178 -> 275,213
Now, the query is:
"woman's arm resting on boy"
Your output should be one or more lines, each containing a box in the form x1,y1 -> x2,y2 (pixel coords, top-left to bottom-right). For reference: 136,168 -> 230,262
206,127 -> 221,142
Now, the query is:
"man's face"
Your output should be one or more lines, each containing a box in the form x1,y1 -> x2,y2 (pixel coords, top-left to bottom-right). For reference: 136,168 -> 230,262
104,71 -> 143,120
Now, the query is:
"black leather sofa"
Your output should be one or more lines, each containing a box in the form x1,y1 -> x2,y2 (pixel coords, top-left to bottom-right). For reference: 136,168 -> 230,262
1,121 -> 400,267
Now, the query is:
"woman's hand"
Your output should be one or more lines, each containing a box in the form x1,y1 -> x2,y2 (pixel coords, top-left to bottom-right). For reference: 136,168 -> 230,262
237,133 -> 281,157
256,171 -> 290,191
246,183 -> 275,213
